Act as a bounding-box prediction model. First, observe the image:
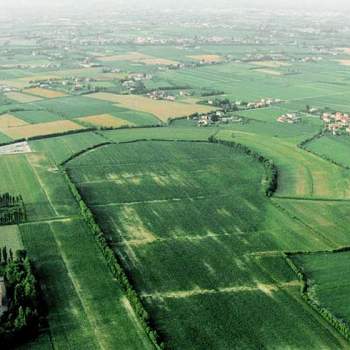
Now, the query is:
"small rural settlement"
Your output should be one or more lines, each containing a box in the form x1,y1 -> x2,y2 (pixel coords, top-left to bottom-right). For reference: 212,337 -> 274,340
1,1 -> 350,349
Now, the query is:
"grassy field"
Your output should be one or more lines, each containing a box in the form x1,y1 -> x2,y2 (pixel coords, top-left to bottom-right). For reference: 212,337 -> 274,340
305,135 -> 350,168
216,129 -> 350,199
292,251 -> 350,331
65,140 -> 347,349
0,146 -> 154,349
0,225 -> 23,251
29,131 -> 107,165
20,219 -> 153,350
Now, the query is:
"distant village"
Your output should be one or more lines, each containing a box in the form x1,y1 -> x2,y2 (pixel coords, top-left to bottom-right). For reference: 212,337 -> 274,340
321,111 -> 350,135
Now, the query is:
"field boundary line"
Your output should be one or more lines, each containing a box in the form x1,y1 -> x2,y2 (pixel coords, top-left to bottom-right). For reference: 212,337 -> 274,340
273,196 -> 350,202
25,154 -> 60,217
48,222 -> 105,350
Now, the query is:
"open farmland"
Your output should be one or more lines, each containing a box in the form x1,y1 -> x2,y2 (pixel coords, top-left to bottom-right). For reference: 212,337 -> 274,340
24,87 -> 67,98
5,91 -> 43,103
305,135 -> 350,168
0,113 -> 28,128
291,251 -> 350,335
0,225 -> 23,251
0,120 -> 84,139
78,114 -> 133,128
65,140 -> 348,349
87,93 -> 216,121
2,5 -> 350,349
216,129 -> 350,199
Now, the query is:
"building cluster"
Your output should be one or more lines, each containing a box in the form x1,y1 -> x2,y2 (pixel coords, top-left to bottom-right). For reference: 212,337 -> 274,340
247,98 -> 282,109
147,90 -> 176,101
277,113 -> 301,124
321,112 -> 350,135
195,112 -> 242,127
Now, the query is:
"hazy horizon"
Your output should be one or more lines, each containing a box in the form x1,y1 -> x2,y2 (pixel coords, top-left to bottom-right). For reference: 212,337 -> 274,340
2,0 -> 350,12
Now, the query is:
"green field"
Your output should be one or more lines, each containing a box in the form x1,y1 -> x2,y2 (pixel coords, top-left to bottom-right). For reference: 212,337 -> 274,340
2,9 -> 350,349
305,135 -> 350,168
20,219 -> 153,349
292,251 -> 350,332
0,225 -> 23,251
65,140 -> 347,349
216,129 -> 350,199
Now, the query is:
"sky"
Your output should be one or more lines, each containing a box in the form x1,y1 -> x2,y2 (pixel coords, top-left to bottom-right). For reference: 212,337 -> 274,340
2,0 -> 350,11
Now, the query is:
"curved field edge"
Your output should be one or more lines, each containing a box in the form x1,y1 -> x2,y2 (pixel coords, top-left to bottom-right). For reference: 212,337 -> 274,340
64,138 -> 348,348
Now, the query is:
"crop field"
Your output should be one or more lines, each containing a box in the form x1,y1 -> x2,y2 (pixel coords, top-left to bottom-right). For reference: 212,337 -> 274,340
5,91 -> 43,103
96,51 -> 178,65
13,110 -> 63,124
29,131 -> 107,165
3,8 -> 350,350
20,219 -> 153,349
64,140 -> 348,349
87,93 -> 216,121
216,129 -> 350,199
78,114 -> 134,128
188,54 -> 223,62
0,120 -> 84,139
0,113 -> 28,128
305,135 -> 350,168
274,198 -> 350,247
24,87 -> 67,98
292,251 -> 350,332
0,225 -> 23,251
29,95 -> 159,125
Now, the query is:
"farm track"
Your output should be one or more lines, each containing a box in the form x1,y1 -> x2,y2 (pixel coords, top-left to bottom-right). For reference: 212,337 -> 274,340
141,280 -> 301,300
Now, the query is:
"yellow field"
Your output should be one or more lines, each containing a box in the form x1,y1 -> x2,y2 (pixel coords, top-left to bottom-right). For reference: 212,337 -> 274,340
97,52 -> 178,65
25,87 -> 66,98
251,61 -> 290,68
78,114 -> 133,128
5,91 -> 43,103
140,58 -> 178,65
188,54 -> 223,63
256,69 -> 282,76
98,52 -> 151,62
0,114 -> 28,128
0,120 -> 84,139
87,93 -> 216,121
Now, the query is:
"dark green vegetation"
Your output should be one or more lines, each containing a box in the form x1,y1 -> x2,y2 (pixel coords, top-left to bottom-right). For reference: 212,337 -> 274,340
290,251 -> 350,341
0,249 -> 41,347
66,140 -> 348,349
0,193 -> 26,225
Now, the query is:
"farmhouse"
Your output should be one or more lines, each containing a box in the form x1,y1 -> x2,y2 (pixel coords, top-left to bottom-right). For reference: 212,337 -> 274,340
0,277 -> 8,316
277,113 -> 301,124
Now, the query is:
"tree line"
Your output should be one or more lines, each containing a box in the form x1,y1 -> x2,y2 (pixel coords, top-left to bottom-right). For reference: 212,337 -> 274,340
64,171 -> 165,349
0,193 -> 26,225
0,248 -> 42,347
208,136 -> 278,197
